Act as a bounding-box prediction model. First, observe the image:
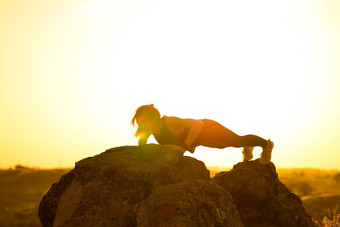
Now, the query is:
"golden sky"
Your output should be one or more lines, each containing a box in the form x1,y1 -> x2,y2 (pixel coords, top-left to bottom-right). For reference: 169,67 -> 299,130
0,0 -> 339,169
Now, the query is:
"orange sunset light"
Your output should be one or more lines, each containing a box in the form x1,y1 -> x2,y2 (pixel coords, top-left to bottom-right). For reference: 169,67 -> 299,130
0,0 -> 339,169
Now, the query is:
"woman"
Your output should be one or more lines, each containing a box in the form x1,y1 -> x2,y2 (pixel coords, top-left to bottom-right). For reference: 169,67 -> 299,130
131,104 -> 274,164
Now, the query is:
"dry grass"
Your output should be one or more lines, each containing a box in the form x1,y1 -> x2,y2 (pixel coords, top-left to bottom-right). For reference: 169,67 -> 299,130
314,206 -> 340,227
0,165 -> 71,227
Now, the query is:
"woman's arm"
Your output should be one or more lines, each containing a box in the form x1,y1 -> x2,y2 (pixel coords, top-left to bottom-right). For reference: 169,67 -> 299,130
166,117 -> 204,151
138,132 -> 151,146
183,119 -> 204,149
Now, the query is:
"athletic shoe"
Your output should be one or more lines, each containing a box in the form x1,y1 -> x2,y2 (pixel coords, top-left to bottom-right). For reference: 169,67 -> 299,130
242,147 -> 254,162
260,139 -> 274,164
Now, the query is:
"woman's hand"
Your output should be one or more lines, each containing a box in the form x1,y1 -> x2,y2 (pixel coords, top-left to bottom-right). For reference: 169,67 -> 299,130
182,120 -> 203,152
182,142 -> 196,153
138,132 -> 150,146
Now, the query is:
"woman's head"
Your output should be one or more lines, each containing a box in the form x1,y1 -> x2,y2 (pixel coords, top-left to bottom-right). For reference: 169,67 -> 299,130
131,104 -> 161,137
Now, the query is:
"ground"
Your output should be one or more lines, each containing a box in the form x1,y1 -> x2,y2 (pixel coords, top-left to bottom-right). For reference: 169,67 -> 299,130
0,164 -> 339,226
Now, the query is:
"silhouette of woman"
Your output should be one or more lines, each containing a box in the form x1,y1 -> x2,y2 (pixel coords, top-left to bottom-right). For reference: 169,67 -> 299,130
131,104 -> 274,164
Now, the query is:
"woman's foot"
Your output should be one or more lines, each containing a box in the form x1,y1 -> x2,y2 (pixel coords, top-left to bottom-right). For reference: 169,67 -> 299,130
260,139 -> 274,164
242,147 -> 254,161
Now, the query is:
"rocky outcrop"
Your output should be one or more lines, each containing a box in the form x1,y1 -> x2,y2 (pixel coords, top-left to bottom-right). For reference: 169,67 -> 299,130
136,179 -> 242,226
213,160 -> 316,227
39,144 -> 316,227
39,144 -> 242,227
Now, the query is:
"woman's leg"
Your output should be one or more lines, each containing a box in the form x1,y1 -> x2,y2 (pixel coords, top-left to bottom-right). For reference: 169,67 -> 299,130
193,119 -> 267,148
227,134 -> 267,148
192,119 -> 273,163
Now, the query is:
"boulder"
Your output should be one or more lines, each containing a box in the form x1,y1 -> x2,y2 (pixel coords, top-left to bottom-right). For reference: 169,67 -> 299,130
136,179 -> 242,227
39,144 -> 316,227
213,159 -> 316,227
39,144 -> 242,227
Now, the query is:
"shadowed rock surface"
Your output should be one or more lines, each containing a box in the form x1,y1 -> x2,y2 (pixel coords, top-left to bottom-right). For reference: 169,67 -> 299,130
213,160 -> 316,227
39,144 -> 242,227
39,145 -> 316,227
136,179 -> 242,227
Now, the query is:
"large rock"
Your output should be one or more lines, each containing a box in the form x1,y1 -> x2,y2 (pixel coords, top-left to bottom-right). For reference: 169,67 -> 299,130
39,144 -> 242,227
136,179 -> 242,227
213,159 -> 316,227
39,144 -> 316,227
